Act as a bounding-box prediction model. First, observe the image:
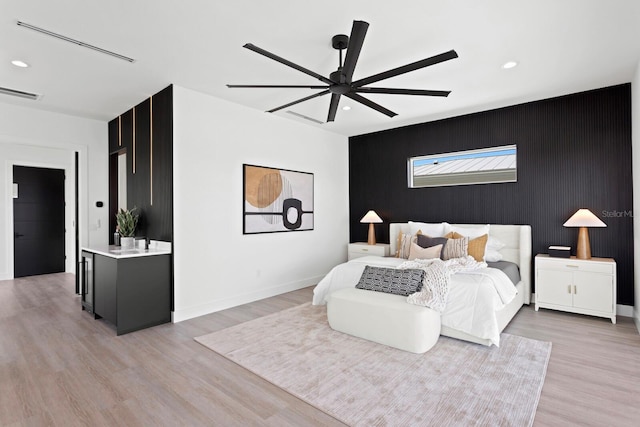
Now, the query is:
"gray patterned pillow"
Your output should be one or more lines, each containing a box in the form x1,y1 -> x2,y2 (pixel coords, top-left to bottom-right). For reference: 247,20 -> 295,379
356,266 -> 425,296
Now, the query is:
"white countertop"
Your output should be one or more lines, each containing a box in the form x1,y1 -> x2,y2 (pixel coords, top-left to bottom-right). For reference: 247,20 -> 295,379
82,240 -> 172,259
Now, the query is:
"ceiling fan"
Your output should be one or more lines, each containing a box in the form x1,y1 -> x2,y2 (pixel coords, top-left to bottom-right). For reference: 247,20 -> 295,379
227,20 -> 458,123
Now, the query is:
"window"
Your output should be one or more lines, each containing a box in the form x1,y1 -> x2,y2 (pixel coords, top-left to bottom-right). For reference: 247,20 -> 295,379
408,145 -> 517,188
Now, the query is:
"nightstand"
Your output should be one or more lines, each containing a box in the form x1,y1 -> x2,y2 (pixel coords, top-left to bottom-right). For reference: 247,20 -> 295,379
535,254 -> 616,323
347,243 -> 390,260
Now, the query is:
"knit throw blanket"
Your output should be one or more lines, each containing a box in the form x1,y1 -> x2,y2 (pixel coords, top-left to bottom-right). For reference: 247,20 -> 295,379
397,256 -> 487,312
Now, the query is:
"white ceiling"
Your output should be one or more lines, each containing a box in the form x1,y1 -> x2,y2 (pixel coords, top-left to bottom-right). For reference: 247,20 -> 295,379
2,0 -> 640,137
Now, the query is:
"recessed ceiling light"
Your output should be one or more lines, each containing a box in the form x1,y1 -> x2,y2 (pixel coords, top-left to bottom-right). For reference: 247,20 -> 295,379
502,61 -> 518,69
342,106 -> 351,111
11,60 -> 29,68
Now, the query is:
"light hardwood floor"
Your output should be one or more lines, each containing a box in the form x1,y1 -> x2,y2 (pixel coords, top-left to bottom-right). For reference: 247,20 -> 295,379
0,273 -> 638,426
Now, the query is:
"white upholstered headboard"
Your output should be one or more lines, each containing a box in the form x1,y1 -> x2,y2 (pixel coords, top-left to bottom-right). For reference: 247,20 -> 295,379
389,223 -> 532,304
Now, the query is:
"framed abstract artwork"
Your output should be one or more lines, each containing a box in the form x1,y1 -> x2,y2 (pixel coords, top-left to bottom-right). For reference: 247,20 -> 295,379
243,164 -> 314,234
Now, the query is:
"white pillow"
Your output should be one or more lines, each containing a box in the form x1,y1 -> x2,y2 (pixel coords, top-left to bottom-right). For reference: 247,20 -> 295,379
449,224 -> 490,239
487,235 -> 506,250
484,249 -> 503,262
408,221 -> 447,237
484,236 -> 505,262
408,243 -> 443,261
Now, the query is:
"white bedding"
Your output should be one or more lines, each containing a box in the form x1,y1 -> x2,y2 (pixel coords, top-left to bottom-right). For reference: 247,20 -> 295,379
312,255 -> 517,346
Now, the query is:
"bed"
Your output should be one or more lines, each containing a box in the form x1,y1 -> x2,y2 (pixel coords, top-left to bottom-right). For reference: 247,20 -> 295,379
313,223 -> 532,346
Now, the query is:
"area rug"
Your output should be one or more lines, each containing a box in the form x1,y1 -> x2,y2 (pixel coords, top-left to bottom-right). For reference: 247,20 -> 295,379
195,303 -> 551,426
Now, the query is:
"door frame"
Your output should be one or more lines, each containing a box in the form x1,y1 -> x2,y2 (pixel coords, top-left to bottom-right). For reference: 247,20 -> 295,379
6,159 -> 76,279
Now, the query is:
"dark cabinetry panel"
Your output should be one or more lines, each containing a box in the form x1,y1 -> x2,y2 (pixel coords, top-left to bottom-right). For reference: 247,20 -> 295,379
108,85 -> 173,242
149,86 -> 173,242
108,119 -> 120,154
94,254 -> 117,325
120,109 -> 133,154
90,252 -> 171,335
128,99 -> 151,230
117,255 -> 171,334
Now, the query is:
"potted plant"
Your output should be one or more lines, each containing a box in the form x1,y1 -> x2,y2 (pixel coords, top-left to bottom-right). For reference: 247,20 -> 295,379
116,207 -> 139,248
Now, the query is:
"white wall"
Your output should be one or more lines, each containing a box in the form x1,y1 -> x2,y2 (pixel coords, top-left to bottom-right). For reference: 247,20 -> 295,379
633,64 -> 640,333
0,103 -> 108,280
172,86 -> 349,321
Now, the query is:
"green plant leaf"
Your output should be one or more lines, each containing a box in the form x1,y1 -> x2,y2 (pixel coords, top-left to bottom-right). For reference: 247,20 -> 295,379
116,207 -> 139,237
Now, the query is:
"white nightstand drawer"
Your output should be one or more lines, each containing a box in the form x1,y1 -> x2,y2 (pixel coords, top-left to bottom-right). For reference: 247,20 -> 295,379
536,256 -> 614,274
347,243 -> 390,260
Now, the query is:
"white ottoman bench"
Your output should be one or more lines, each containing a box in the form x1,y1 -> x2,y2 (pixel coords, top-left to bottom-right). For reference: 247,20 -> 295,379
326,287 -> 441,354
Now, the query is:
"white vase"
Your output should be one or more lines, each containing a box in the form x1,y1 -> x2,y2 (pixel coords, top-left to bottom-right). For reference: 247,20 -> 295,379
120,237 -> 135,249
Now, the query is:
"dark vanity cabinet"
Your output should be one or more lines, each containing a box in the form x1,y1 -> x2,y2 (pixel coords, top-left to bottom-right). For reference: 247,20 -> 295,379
82,248 -> 171,335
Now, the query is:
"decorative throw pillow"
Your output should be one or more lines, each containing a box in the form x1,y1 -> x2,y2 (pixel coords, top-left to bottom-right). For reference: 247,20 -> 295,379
356,265 -> 425,296
442,235 -> 469,260
408,243 -> 443,261
416,234 -> 448,259
445,231 -> 488,262
395,230 -> 422,258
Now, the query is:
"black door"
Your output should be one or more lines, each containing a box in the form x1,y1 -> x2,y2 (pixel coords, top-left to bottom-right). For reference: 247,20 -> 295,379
13,166 -> 65,277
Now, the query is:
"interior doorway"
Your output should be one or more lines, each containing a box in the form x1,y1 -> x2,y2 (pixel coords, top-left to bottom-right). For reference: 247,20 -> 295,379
13,165 -> 66,277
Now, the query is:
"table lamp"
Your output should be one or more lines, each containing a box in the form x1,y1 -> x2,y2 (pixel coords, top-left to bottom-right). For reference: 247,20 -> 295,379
360,210 -> 383,245
563,208 -> 606,259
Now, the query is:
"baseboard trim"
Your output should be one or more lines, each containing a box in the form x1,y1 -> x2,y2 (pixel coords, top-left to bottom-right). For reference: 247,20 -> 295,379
171,274 -> 325,323
634,308 -> 640,334
617,304 -> 634,318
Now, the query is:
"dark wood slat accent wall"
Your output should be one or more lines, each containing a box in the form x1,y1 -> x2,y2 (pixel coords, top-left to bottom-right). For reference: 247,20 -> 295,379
149,86 -> 173,242
108,85 -> 173,243
130,99 -> 151,234
349,84 -> 633,305
108,119 -> 119,158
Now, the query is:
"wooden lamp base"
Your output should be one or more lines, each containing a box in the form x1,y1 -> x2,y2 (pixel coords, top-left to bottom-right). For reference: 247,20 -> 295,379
367,223 -> 377,245
576,226 -> 591,259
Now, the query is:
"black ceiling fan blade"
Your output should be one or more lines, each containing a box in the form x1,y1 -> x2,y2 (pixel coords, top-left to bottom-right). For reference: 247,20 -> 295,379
243,43 -> 333,85
327,94 -> 341,122
267,89 -> 330,113
352,49 -> 458,88
344,92 -> 397,118
341,20 -> 369,83
227,84 -> 329,89
354,87 -> 451,97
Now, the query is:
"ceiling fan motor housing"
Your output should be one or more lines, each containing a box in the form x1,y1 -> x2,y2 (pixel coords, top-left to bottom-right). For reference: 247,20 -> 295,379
332,34 -> 349,50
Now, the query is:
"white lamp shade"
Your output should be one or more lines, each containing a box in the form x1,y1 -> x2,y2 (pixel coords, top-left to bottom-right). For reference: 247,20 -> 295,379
563,209 -> 606,228
360,210 -> 383,223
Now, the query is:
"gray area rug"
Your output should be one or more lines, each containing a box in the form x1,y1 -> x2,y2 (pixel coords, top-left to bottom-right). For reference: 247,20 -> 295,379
196,303 -> 551,426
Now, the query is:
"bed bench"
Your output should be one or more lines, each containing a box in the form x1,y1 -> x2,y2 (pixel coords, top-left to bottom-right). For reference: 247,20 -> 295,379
327,287 -> 441,353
